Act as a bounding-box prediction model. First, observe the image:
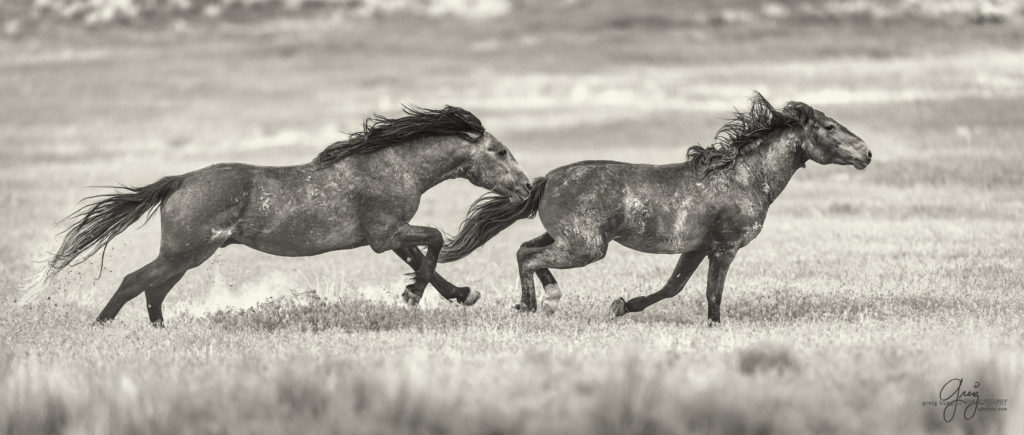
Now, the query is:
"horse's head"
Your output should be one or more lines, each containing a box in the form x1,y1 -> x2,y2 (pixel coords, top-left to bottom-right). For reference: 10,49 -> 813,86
463,132 -> 532,203
788,103 -> 872,169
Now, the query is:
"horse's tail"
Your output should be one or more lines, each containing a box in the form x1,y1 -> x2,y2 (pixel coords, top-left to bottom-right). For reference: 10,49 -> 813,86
46,175 -> 185,280
440,177 -> 547,263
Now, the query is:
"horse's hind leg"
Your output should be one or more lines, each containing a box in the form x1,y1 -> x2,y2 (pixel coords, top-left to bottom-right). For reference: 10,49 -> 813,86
96,244 -> 220,325
516,233 -> 561,313
516,236 -> 605,314
536,268 -> 560,313
96,258 -> 183,324
145,272 -> 184,327
611,250 -> 706,318
393,247 -> 479,306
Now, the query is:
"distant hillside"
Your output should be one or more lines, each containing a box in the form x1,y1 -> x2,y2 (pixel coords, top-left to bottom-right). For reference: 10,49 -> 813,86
2,0 -> 1022,35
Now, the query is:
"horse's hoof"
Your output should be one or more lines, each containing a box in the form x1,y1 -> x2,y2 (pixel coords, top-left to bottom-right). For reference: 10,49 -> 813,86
610,297 -> 628,318
706,318 -> 720,328
402,287 -> 422,306
461,290 -> 480,307
541,284 -> 561,315
513,303 -> 536,313
541,299 -> 558,315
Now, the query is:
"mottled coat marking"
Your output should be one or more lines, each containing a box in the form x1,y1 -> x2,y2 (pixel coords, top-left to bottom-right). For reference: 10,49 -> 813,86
45,106 -> 531,325
441,93 -> 872,323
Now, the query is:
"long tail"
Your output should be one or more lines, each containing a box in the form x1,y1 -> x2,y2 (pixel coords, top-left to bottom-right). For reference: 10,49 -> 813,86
46,175 -> 184,280
440,177 -> 547,263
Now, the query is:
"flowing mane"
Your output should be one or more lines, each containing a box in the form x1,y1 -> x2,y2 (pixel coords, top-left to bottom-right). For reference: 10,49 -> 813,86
314,105 -> 485,168
686,92 -> 814,178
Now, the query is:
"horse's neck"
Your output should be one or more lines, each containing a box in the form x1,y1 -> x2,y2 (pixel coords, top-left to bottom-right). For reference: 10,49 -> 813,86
379,137 -> 469,193
733,129 -> 808,204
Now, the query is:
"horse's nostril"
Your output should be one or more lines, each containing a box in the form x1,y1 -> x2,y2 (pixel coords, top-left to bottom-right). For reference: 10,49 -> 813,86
867,151 -> 872,159
525,182 -> 533,191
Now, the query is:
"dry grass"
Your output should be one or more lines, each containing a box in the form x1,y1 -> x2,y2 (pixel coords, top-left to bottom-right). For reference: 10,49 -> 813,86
2,9 -> 1024,435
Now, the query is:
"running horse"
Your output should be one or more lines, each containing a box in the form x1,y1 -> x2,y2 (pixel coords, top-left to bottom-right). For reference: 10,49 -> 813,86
38,106 -> 532,325
440,93 -> 871,323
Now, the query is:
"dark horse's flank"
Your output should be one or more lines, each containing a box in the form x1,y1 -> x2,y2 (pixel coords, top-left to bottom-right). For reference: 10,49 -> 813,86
40,106 -> 532,325
440,93 -> 872,323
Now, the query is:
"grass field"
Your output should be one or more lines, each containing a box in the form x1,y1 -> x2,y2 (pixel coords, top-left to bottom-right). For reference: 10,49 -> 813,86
2,4 -> 1024,434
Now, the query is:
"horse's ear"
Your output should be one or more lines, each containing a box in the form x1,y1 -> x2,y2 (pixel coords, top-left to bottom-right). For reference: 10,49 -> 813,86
784,102 -> 815,126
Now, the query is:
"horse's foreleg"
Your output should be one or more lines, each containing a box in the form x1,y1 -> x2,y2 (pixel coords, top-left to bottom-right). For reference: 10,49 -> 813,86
705,249 -> 737,325
369,225 -> 443,305
393,248 -> 478,305
612,251 -> 705,317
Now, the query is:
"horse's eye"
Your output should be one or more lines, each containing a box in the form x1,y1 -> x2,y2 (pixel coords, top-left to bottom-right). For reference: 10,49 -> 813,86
825,125 -> 835,131
497,149 -> 508,157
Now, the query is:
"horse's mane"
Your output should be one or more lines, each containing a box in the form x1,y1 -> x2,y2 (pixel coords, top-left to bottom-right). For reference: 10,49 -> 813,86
314,105 -> 485,168
686,92 -> 814,178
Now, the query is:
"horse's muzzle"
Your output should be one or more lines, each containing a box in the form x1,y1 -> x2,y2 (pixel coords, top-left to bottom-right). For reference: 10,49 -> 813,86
840,148 -> 871,170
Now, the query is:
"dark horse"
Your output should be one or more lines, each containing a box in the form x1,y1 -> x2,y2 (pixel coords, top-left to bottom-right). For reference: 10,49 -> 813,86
440,93 -> 871,323
38,106 -> 532,325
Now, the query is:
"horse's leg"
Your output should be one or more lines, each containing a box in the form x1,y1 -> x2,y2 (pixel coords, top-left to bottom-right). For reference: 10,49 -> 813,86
705,249 -> 737,325
516,238 -> 606,314
368,224 -> 443,306
514,246 -> 543,312
513,233 -> 556,312
611,251 -> 706,317
517,233 -> 561,313
392,247 -> 479,305
144,272 -> 184,327
97,261 -> 181,324
96,259 -> 173,323
97,242 -> 221,325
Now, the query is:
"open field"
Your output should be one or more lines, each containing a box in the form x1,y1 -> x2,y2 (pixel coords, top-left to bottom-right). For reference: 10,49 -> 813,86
2,4 -> 1024,434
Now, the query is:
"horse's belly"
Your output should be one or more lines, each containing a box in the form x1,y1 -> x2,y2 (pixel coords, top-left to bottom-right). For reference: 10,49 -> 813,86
234,212 -> 365,256
237,230 -> 365,257
613,230 -> 707,254
612,204 -> 710,254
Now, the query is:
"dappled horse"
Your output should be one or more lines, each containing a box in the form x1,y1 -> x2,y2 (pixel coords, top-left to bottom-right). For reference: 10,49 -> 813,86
42,106 -> 532,325
440,93 -> 871,323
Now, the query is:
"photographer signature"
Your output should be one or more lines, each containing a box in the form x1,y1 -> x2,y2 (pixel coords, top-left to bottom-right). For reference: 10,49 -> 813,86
939,378 -> 980,422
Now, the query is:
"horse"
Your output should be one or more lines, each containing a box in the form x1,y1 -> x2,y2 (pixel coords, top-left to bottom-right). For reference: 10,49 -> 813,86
38,105 -> 532,326
439,92 -> 872,324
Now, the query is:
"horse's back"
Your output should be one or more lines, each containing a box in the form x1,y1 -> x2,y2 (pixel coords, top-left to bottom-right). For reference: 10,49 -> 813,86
543,160 -> 693,199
